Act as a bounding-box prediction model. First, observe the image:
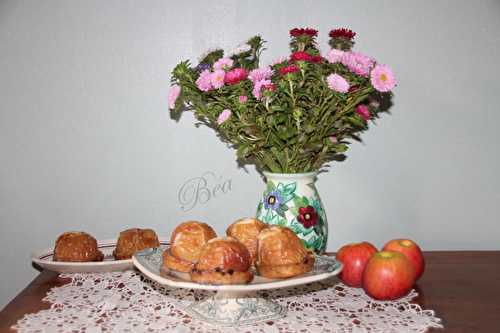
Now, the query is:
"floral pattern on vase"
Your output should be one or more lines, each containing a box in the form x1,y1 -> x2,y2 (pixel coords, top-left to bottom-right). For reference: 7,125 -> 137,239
256,172 -> 328,253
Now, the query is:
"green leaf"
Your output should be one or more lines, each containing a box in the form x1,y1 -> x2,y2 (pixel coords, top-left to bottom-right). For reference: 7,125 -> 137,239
283,182 -> 297,196
270,147 -> 286,169
262,154 -> 281,173
270,105 -> 285,112
290,221 -> 304,235
264,209 -> 273,223
276,206 -> 287,217
301,225 -> 314,236
293,196 -> 309,208
333,144 -> 348,153
236,144 -> 251,159
347,116 -> 366,128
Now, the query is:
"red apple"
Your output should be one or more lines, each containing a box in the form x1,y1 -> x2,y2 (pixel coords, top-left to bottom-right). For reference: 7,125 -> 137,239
383,239 -> 425,280
336,242 -> 378,287
362,250 -> 416,300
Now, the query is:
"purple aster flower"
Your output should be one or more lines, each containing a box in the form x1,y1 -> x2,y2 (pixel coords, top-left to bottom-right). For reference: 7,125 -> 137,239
196,63 -> 211,72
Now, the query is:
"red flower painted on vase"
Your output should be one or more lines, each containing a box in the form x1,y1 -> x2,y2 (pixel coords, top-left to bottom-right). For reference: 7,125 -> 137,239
297,206 -> 319,228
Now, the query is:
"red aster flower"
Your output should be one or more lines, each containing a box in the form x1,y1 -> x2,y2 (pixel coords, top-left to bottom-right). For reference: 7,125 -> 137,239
290,51 -> 313,62
290,28 -> 304,37
329,28 -> 356,40
311,55 -> 323,63
304,28 -> 318,37
224,68 -> 248,85
290,27 -> 318,37
262,82 -> 276,92
356,104 -> 370,121
297,206 -> 319,228
279,65 -> 300,75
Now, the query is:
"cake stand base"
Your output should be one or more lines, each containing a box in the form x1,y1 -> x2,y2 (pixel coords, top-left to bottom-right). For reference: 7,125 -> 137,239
185,290 -> 286,327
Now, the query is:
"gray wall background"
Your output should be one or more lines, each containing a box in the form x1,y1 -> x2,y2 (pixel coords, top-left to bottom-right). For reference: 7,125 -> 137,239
1,0 -> 499,307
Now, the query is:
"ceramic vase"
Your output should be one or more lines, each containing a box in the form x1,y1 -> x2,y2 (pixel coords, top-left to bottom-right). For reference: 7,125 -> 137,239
256,172 -> 328,254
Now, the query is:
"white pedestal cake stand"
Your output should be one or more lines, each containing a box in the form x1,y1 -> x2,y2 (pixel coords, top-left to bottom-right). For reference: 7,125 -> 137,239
133,248 -> 342,327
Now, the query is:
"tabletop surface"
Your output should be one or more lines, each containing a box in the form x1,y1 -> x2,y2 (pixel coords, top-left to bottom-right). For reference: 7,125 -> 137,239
1,251 -> 499,333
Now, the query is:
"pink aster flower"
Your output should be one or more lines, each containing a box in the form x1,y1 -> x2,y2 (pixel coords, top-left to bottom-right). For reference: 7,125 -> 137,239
196,69 -> 213,92
326,49 -> 344,64
326,73 -> 350,93
210,70 -> 226,89
341,52 -> 374,77
370,64 -> 396,92
168,84 -> 181,109
248,67 -> 273,83
329,135 -> 338,143
213,57 -> 234,71
356,104 -> 370,121
217,109 -> 232,125
225,68 -> 248,85
252,79 -> 272,99
239,95 -> 248,103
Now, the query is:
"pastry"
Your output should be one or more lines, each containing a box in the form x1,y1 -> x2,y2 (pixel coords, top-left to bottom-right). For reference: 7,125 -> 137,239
162,221 -> 216,273
256,226 -> 315,278
53,231 -> 104,262
226,217 -> 267,265
113,228 -> 160,260
190,237 -> 253,284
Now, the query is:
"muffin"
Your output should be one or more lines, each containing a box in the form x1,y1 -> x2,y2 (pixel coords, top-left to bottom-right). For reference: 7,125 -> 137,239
256,226 -> 315,278
190,237 -> 253,284
53,231 -> 104,262
226,217 -> 267,265
113,228 -> 160,260
162,221 -> 217,273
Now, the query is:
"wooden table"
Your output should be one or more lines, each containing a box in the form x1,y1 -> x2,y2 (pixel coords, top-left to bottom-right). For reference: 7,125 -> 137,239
1,251 -> 499,332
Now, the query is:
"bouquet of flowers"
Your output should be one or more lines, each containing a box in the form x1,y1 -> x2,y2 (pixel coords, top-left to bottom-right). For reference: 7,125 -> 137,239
168,27 -> 395,173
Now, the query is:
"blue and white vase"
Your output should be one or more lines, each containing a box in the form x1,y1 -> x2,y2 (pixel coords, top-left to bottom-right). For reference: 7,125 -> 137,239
256,172 -> 328,254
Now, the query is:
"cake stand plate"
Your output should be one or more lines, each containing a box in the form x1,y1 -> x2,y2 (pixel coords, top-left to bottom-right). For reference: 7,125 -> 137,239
133,248 -> 342,327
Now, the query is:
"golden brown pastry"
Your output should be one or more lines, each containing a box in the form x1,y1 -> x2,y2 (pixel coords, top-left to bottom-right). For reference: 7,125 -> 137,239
113,228 -> 160,260
162,221 -> 216,273
190,237 -> 253,284
53,232 -> 104,262
226,217 -> 267,265
256,226 -> 315,278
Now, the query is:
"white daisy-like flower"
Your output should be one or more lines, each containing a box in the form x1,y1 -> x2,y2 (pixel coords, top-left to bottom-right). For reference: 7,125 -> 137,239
228,43 -> 251,56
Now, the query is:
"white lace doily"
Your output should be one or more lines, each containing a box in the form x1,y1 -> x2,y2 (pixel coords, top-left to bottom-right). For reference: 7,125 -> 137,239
14,271 -> 442,333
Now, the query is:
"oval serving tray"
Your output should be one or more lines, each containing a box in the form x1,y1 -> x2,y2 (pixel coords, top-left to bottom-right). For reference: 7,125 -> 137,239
32,238 -> 169,273
133,247 -> 343,292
